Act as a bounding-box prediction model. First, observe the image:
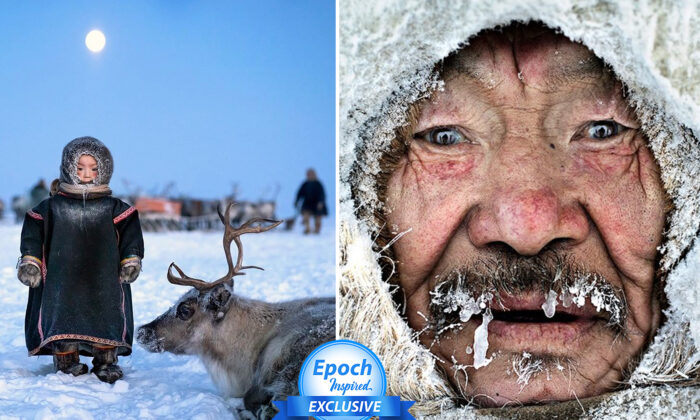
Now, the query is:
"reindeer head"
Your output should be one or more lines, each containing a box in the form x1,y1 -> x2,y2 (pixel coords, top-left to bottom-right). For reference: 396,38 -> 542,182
137,203 -> 282,354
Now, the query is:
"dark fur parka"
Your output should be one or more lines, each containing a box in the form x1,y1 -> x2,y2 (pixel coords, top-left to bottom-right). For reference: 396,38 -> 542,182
20,137 -> 144,356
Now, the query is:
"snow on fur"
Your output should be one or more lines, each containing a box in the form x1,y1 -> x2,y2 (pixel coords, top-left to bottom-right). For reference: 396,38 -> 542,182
340,0 -> 700,416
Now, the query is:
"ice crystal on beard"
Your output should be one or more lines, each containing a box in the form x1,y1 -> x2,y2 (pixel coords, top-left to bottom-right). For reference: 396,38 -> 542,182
511,353 -> 545,388
473,308 -> 493,369
541,289 -> 558,318
429,256 -> 628,390
430,253 -> 627,333
561,274 -> 626,327
429,279 -> 492,323
429,279 -> 495,369
561,289 -> 574,308
449,355 -> 470,397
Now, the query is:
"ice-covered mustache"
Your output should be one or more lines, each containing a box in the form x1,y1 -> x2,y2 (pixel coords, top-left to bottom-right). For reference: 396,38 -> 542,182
428,253 -> 629,336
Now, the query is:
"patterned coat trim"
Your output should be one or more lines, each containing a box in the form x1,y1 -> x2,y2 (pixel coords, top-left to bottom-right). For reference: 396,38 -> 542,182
27,210 -> 43,221
120,281 -> 127,342
37,305 -> 43,342
41,246 -> 47,281
120,256 -> 140,266
21,255 -> 42,267
113,206 -> 136,224
28,334 -> 131,356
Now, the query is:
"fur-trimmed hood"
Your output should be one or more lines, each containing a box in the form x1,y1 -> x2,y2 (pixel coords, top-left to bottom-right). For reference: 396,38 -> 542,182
59,136 -> 114,186
339,0 -> 700,418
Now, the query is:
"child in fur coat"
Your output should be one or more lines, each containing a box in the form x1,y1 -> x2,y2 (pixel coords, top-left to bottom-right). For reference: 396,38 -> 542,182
17,136 -> 144,383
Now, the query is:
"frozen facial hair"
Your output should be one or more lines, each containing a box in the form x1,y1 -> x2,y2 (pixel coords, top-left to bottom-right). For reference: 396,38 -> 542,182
429,251 -> 629,341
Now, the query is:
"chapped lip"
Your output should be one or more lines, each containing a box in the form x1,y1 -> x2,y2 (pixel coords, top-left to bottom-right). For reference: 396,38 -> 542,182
472,292 -> 609,343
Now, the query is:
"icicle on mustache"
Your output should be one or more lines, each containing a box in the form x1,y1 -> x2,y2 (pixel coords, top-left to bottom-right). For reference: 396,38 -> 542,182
428,253 -> 628,371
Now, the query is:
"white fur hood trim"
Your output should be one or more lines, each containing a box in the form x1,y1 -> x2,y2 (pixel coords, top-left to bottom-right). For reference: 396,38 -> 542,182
340,0 -> 700,416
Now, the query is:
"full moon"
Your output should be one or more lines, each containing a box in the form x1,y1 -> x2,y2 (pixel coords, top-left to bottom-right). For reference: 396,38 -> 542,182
85,30 -> 106,53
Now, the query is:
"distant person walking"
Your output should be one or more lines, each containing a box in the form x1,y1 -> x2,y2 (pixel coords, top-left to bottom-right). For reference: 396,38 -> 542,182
29,179 -> 49,208
295,168 -> 327,234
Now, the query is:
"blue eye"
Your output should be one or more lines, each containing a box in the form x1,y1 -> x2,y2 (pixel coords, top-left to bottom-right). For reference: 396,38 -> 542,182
420,127 -> 466,145
587,121 -> 623,139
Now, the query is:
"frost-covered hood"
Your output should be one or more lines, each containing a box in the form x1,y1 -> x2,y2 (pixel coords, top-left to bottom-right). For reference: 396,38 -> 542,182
339,0 -> 700,417
60,136 -> 114,186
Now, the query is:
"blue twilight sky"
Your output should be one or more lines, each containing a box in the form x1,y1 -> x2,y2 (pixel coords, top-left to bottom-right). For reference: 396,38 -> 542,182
0,1 -> 335,219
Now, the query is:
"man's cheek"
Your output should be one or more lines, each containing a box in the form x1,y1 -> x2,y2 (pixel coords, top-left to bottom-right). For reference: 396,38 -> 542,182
571,134 -> 654,178
419,157 -> 477,181
636,144 -> 667,207
387,147 -> 480,220
403,145 -> 479,191
386,150 -> 481,291
570,142 -> 665,273
573,146 -> 638,177
572,139 -> 664,205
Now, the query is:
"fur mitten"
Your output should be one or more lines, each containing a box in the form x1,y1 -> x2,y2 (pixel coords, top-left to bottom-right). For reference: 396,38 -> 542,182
17,256 -> 42,288
119,256 -> 141,283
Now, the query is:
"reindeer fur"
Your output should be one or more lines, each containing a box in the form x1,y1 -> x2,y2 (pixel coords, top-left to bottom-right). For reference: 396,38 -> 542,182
137,287 -> 334,415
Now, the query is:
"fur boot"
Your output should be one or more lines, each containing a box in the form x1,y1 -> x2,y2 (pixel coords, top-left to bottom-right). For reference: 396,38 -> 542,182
53,342 -> 88,376
91,346 -> 123,384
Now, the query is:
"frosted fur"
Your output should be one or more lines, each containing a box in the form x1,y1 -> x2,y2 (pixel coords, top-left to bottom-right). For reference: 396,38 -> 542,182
60,136 -> 114,186
338,219 -> 457,413
339,0 -> 700,416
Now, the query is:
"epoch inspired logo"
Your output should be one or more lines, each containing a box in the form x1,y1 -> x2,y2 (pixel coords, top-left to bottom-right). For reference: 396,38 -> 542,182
273,340 -> 414,419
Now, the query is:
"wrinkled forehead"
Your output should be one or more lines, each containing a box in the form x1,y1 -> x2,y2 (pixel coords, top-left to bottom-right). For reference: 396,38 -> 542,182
442,24 -> 612,92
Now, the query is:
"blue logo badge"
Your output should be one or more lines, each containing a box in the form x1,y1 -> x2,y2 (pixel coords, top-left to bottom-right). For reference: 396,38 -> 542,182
273,340 -> 414,419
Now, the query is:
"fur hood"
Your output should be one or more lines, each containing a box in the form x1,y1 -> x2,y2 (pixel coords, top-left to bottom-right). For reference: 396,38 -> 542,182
59,136 -> 114,186
339,0 -> 700,417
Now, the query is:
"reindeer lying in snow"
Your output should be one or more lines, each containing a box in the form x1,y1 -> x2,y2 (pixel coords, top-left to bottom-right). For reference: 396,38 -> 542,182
137,204 -> 335,417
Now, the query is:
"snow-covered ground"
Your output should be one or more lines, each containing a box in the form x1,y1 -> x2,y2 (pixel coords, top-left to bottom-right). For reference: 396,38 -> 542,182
0,220 -> 336,419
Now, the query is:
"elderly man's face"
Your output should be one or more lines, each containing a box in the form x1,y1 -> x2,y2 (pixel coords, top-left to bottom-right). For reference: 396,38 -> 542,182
384,29 -> 666,406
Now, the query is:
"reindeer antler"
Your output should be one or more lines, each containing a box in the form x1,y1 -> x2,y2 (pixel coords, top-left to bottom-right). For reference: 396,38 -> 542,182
167,203 -> 282,291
